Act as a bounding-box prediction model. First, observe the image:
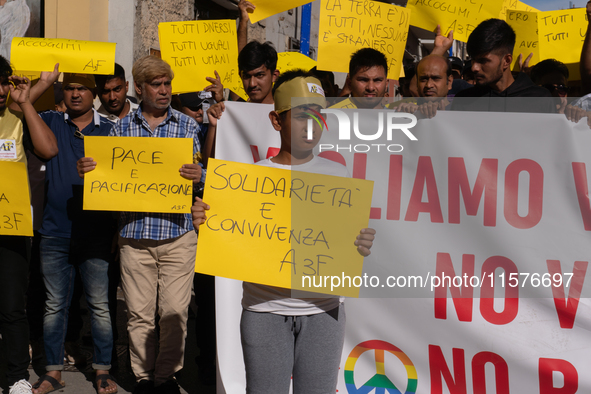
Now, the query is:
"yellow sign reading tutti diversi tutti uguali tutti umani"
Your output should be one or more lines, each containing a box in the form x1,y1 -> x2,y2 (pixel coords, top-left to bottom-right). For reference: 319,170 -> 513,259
158,20 -> 248,100
83,136 -> 193,214
195,158 -> 374,297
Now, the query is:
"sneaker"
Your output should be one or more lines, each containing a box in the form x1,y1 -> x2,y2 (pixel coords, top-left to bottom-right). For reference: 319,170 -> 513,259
9,379 -> 33,394
155,379 -> 181,394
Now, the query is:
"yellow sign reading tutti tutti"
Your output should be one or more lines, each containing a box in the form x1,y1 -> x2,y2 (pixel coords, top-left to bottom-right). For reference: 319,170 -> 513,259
317,0 -> 410,80
10,38 -> 116,74
83,137 -> 193,213
195,159 -> 374,297
158,20 -> 248,100
0,161 -> 33,237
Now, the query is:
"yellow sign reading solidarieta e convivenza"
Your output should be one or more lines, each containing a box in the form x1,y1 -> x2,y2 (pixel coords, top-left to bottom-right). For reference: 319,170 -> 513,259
83,136 -> 193,214
195,159 -> 374,297
0,161 -> 33,236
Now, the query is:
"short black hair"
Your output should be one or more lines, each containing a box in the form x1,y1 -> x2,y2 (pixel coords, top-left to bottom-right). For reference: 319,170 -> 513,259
272,69 -> 311,97
530,59 -> 569,84
95,63 -> 126,90
238,41 -> 277,73
0,55 -> 12,80
467,19 -> 516,59
349,48 -> 388,77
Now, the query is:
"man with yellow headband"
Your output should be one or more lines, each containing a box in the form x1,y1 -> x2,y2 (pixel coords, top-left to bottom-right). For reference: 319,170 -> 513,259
26,72 -> 118,394
192,70 -> 375,393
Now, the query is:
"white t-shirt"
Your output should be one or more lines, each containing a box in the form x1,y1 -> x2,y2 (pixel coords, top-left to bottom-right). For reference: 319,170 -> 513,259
242,156 -> 351,315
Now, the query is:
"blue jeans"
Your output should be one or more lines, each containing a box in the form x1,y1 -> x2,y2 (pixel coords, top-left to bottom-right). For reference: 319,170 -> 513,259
40,235 -> 113,370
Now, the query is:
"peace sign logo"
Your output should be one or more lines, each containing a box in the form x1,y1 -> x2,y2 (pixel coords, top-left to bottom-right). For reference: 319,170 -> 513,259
344,340 -> 417,394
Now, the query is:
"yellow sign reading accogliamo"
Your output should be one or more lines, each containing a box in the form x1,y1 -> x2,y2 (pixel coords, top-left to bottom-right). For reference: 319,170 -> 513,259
317,0 -> 410,80
195,159 -> 374,297
10,38 -> 116,74
0,161 -> 33,237
158,20 -> 248,100
83,136 -> 193,213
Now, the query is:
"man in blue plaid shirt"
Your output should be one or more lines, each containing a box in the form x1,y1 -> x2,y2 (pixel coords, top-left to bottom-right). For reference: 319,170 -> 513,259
78,56 -> 202,394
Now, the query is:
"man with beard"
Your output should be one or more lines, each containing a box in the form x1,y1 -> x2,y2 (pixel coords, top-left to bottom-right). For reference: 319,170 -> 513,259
452,18 -> 554,113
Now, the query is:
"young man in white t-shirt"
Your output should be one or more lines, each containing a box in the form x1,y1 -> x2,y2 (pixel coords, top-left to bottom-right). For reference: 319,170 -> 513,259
192,70 -> 375,393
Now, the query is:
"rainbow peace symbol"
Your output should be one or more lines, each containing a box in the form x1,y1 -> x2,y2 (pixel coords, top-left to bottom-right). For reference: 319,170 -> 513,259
345,340 -> 417,394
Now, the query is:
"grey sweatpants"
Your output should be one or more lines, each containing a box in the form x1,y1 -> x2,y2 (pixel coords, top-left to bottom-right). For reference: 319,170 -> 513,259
240,304 -> 346,394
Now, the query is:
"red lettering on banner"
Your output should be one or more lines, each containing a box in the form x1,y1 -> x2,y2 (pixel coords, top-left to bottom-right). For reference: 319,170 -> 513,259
250,145 -> 280,163
429,345 -> 467,394
405,156 -> 444,223
471,352 -> 510,393
480,256 -> 519,325
349,153 -> 382,219
434,253 -> 474,322
448,158 -> 498,227
547,260 -> 588,329
387,154 -> 403,221
571,162 -> 591,231
503,159 -> 544,229
539,358 -> 578,393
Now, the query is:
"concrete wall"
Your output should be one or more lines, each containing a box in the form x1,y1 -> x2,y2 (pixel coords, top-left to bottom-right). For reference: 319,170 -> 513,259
45,0 -> 108,41
132,0 -> 195,62
109,0 -> 135,88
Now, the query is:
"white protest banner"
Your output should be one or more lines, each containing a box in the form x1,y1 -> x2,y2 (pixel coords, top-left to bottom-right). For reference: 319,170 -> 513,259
212,102 -> 591,393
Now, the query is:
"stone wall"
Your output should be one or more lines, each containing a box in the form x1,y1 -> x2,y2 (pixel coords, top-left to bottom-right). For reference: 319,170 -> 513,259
133,0 -> 195,63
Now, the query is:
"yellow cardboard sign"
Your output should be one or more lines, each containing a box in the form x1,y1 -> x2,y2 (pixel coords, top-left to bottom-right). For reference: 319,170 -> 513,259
507,10 -> 539,68
500,0 -> 538,20
0,161 -> 33,236
249,0 -> 314,23
195,159 -> 374,297
277,52 -> 317,74
158,21 -> 248,100
538,8 -> 587,65
407,0 -> 504,43
317,0 -> 410,79
83,136 -> 193,213
10,38 -> 116,74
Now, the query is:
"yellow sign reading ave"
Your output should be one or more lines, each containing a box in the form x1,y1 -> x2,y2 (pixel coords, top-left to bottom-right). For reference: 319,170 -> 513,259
83,136 -> 193,213
195,159 -> 374,297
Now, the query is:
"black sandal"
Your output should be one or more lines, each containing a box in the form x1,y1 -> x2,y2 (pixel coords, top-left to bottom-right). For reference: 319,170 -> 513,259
96,374 -> 118,394
32,375 -> 66,394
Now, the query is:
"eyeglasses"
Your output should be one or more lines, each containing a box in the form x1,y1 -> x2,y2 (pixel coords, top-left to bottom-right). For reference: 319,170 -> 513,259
542,84 -> 568,95
74,128 -> 85,139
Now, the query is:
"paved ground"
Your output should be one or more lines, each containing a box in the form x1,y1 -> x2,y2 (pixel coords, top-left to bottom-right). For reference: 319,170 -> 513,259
0,294 -> 216,394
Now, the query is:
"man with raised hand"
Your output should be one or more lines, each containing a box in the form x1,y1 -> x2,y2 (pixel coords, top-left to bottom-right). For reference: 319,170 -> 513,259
0,55 -> 58,394
204,41 -> 279,165
78,55 -> 202,394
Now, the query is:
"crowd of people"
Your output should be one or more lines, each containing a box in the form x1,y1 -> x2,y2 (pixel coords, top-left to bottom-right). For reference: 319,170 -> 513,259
2,0 -> 591,393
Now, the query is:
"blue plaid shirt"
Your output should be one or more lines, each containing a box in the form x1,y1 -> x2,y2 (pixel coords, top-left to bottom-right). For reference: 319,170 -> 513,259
110,105 -> 200,240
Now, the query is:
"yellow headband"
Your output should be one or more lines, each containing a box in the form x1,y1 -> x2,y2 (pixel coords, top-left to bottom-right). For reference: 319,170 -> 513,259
274,76 -> 327,114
